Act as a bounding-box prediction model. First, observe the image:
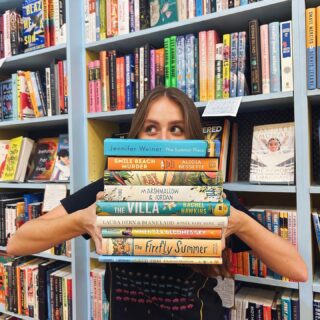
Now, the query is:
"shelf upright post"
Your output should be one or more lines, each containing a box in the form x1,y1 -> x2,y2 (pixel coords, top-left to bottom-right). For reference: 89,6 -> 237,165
66,0 -> 90,319
292,0 -> 313,318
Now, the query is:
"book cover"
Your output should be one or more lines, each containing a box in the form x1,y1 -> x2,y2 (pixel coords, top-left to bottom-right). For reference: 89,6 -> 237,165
22,0 -> 45,52
50,134 -> 70,182
249,122 -> 295,184
176,35 -> 186,93
150,0 -> 178,27
269,22 -> 281,93
1,79 -> 13,121
222,33 -> 231,99
27,137 -> 59,181
185,33 -> 195,100
280,21 -> 293,92
0,141 -> 9,180
100,238 -> 222,256
103,185 -> 223,202
106,156 -> 219,171
104,138 -> 209,157
101,227 -> 222,238
230,32 -> 238,98
104,170 -> 223,186
97,198 -> 230,216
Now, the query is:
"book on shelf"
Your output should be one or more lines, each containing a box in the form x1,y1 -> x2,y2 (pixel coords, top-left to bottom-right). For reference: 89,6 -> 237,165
249,122 -> 295,185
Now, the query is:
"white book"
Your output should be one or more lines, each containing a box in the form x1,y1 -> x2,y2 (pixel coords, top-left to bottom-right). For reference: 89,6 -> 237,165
45,67 -> 52,116
134,0 -> 140,31
280,21 -> 293,91
187,0 -> 195,18
177,0 -> 187,20
16,137 -> 35,182
118,0 -> 129,35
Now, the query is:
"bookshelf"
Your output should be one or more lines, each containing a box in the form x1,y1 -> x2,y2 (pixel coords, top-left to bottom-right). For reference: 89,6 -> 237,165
0,0 -> 315,319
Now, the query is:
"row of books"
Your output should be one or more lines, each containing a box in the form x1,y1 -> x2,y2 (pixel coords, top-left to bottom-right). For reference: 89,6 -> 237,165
0,191 -> 70,256
85,0 -> 264,43
230,286 -> 299,320
97,138 -> 227,264
229,208 -> 297,281
87,19 -> 292,112
0,0 -> 66,58
306,7 -> 320,90
0,134 -> 70,183
0,59 -> 68,122
0,254 -> 72,320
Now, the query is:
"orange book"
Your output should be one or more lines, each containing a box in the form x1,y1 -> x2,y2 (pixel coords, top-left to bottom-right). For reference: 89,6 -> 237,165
107,157 -> 219,171
242,251 -> 250,276
100,51 -> 108,112
116,57 -> 125,110
24,71 -> 40,117
111,0 -> 118,36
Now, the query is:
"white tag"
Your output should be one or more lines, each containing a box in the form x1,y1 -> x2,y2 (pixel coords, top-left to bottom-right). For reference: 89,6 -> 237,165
214,276 -> 235,308
0,58 -> 6,68
202,97 -> 242,117
43,184 -> 67,212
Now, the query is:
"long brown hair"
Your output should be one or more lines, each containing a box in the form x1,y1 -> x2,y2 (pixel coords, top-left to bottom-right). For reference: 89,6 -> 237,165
128,86 -> 204,139
128,86 -> 231,278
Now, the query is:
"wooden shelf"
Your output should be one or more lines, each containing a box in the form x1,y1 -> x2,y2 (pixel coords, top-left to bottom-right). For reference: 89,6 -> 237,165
235,275 -> 299,289
86,0 -> 291,53
0,114 -> 68,130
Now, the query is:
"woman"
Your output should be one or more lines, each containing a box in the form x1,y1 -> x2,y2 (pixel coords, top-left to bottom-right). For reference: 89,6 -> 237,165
7,87 -> 307,319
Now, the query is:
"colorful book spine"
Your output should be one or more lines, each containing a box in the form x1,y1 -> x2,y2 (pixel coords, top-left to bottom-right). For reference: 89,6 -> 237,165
280,21 -> 293,92
103,185 -> 223,202
104,138 -> 209,157
306,8 -> 316,88
249,19 -> 262,94
199,31 -> 208,101
150,48 -> 155,90
98,255 -> 223,264
125,54 -> 135,109
260,24 -> 270,94
99,51 -> 108,112
194,37 -> 199,101
230,32 -> 239,97
164,37 -> 171,87
170,35 -> 177,87
106,156 -> 219,171
96,199 -> 230,216
94,60 -> 102,112
269,22 -> 281,93
101,227 -> 223,238
176,35 -> 186,93
185,33 -> 195,100
215,43 -> 223,99
237,31 -> 247,96
100,238 -> 222,256
223,34 -> 231,98
118,0 -> 129,35
195,0 -> 203,16
207,30 -> 218,100
317,7 -> 320,88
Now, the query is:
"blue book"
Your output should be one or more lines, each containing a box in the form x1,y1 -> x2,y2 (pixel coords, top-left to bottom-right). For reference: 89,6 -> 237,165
185,34 -> 195,100
11,74 -> 17,120
230,32 -> 239,97
104,139 -> 209,157
281,290 -> 292,320
125,54 -> 135,109
23,193 -> 43,220
22,0 -> 45,52
95,0 -> 100,41
194,37 -> 199,102
269,22 -> 281,93
195,0 -> 203,16
1,79 -> 13,121
176,36 -> 186,93
240,0 -> 248,4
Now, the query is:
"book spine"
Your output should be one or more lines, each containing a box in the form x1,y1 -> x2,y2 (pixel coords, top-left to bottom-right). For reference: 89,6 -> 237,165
185,34 -> 195,100
260,24 -> 270,94
118,0 -> 129,35
269,22 -> 281,93
164,37 -> 171,87
101,227 -> 222,238
101,238 -> 222,256
223,34 -> 231,98
100,51 -> 108,112
188,0 -> 196,18
207,30 -> 218,100
139,0 -> 150,30
105,54 -> 111,111
58,60 -> 65,113
176,35 -> 186,93
170,35 -> 177,87
100,0 -> 106,39
125,53 -> 135,109
215,43 -> 223,99
118,56 -> 126,110
143,43 -> 150,97
88,61 -> 96,112
317,7 -> 320,88
106,156 -> 219,171
199,31 -> 208,101
195,0 -> 203,16
97,199 -> 230,216
194,37 -> 199,101
134,0 -> 140,31
111,0 -> 118,36
139,46 -> 144,101
103,185 -> 223,202
98,255 -> 223,264
237,32 -> 247,96
106,0 -> 112,37
129,0 -> 135,32
134,47 -> 140,107
249,19 -> 262,94
94,59 -> 102,112
150,48 -> 156,90
230,32 -> 239,97
109,50 -> 117,110
280,20 -> 293,92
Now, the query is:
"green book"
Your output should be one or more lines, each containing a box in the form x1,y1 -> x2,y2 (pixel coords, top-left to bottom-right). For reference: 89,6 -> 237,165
164,37 -> 171,87
170,35 -> 177,87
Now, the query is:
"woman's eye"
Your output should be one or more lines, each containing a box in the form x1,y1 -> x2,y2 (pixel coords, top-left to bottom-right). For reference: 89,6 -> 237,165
145,125 -> 157,134
170,126 -> 184,135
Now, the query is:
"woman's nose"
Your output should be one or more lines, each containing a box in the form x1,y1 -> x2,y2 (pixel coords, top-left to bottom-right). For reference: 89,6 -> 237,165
159,129 -> 170,140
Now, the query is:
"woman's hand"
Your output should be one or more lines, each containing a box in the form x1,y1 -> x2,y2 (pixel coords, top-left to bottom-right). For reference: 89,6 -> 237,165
81,192 -> 104,254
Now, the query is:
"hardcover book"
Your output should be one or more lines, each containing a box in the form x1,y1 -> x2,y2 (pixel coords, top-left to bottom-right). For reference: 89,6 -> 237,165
22,0 -> 45,52
249,122 -> 295,184
150,0 -> 178,27
104,138 -> 209,157
1,79 -> 13,121
103,170 -> 223,186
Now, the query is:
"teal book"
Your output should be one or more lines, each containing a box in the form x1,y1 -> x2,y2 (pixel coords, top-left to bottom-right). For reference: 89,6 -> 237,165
104,139 -> 208,157
96,198 -> 230,216
150,0 -> 178,27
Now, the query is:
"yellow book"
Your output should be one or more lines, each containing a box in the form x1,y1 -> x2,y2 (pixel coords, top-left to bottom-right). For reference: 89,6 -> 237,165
2,136 -> 23,181
24,71 -> 40,118
306,8 -> 316,49
223,34 -> 231,99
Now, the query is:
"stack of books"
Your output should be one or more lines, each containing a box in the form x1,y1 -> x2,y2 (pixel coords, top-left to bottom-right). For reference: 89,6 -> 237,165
96,138 -> 230,265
